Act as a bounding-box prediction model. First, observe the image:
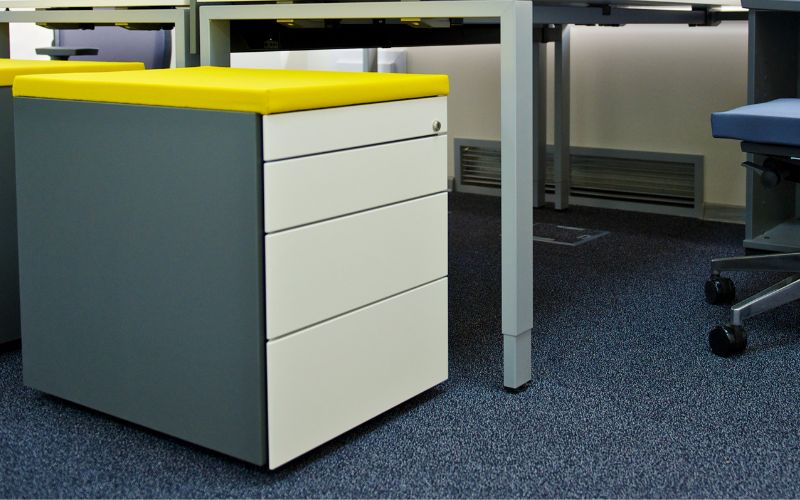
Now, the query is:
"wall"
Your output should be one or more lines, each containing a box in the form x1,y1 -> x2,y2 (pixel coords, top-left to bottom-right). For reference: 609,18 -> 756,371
8,22 -> 52,60
406,22 -> 749,208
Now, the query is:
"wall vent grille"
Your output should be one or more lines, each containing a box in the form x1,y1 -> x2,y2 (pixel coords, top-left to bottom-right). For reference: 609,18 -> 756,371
455,138 -> 704,218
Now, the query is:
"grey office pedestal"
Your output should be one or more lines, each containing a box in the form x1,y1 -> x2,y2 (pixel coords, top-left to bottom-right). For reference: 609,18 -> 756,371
15,99 -> 268,464
14,85 -> 448,468
2,59 -> 144,346
0,86 -> 19,345
742,1 -> 800,252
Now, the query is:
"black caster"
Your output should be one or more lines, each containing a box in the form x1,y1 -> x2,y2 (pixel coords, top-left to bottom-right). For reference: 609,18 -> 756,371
761,168 -> 782,188
708,324 -> 747,357
705,275 -> 735,305
761,158 -> 782,188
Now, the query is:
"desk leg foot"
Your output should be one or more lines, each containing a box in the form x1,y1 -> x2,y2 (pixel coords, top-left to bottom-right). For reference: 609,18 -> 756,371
503,381 -> 530,394
503,330 -> 532,389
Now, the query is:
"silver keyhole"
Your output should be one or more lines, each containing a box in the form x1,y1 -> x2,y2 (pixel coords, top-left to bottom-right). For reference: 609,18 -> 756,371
432,120 -> 442,132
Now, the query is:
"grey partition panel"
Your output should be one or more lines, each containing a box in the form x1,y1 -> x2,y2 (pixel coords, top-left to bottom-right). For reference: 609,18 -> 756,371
744,10 -> 800,252
746,11 -> 800,247
14,99 -> 266,465
0,88 -> 19,344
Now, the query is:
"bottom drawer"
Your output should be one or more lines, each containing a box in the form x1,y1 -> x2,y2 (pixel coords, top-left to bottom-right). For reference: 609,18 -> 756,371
266,277 -> 448,469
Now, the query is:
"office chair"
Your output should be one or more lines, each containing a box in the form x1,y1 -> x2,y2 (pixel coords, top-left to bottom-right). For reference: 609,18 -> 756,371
707,98 -> 800,356
36,26 -> 171,69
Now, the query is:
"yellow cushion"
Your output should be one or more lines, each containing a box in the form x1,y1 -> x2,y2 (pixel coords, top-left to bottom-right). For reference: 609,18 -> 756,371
12,66 -> 450,115
0,59 -> 144,87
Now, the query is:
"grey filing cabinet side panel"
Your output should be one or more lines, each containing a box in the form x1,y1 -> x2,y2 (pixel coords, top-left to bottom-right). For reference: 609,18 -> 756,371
0,87 -> 19,344
746,10 -> 800,246
14,98 -> 266,465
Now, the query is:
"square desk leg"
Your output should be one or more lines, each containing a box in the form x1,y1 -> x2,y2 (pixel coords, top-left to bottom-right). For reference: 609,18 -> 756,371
201,0 -> 534,389
553,25 -> 571,211
533,29 -> 547,208
0,22 -> 8,58
500,1 -> 533,389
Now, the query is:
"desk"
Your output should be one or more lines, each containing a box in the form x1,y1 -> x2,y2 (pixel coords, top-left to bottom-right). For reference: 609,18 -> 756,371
534,0 -> 743,212
0,0 -> 198,67
0,0 -> 744,388
199,0 -> 741,390
202,0 -> 535,390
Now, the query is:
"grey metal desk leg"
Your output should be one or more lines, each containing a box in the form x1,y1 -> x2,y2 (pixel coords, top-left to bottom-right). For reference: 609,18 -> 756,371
0,22 -> 9,58
190,0 -> 199,57
553,25 -> 571,210
532,31 -> 547,208
363,48 -> 378,72
175,9 -> 199,68
200,17 -> 231,66
500,0 -> 533,389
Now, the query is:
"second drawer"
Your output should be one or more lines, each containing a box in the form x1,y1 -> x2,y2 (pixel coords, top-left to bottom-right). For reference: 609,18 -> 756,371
264,135 -> 446,232
264,193 -> 447,339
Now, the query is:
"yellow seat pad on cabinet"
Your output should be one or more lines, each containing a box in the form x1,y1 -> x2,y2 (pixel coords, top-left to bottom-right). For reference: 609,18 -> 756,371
12,66 -> 450,114
0,59 -> 144,87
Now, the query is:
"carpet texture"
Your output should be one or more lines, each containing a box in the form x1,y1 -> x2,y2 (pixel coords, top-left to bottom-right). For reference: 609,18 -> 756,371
2,193 -> 799,498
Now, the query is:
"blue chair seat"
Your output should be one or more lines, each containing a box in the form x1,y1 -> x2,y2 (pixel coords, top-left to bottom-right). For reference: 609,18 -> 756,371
711,98 -> 800,147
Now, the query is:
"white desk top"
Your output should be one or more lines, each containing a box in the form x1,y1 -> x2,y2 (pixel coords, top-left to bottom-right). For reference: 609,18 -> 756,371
537,0 -> 741,6
0,0 -> 741,8
546,0 -> 740,5
0,0 -> 189,8
195,0 -> 741,6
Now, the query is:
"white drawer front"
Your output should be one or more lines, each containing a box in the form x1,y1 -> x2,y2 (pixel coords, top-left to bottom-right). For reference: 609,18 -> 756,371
262,96 -> 447,161
265,193 -> 447,339
264,135 -> 446,232
266,277 -> 448,469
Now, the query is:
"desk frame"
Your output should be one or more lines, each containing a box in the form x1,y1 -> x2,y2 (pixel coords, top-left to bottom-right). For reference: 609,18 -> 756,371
199,0 -> 740,389
202,0 -> 535,389
534,3 -> 738,211
0,3 -> 198,67
0,0 -> 741,390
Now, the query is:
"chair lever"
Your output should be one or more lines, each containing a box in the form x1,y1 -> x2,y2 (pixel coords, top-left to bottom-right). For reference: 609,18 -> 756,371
742,160 -> 782,188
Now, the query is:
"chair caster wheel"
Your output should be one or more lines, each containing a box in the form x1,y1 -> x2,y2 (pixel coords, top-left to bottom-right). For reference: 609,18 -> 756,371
761,159 -> 783,188
708,324 -> 747,357
705,275 -> 735,305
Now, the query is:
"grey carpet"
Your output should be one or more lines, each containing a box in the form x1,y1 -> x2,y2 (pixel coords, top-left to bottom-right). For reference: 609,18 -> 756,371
2,193 -> 800,498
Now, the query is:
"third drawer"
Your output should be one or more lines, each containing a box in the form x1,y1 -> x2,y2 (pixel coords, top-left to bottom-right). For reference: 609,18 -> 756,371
264,192 -> 447,339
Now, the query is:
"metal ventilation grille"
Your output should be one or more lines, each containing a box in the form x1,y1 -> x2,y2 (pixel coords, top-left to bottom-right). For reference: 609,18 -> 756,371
460,143 -> 501,189
564,155 -> 694,207
455,139 -> 703,218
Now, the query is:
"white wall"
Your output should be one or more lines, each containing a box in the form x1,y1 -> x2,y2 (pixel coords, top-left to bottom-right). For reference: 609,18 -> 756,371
233,50 -> 350,70
406,23 -> 749,207
8,22 -> 52,59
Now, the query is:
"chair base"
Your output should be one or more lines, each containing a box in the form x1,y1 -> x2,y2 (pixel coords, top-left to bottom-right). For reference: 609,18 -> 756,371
705,252 -> 800,355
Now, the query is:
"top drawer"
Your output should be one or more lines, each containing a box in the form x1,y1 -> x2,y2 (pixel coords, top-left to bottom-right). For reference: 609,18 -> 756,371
262,96 -> 447,161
